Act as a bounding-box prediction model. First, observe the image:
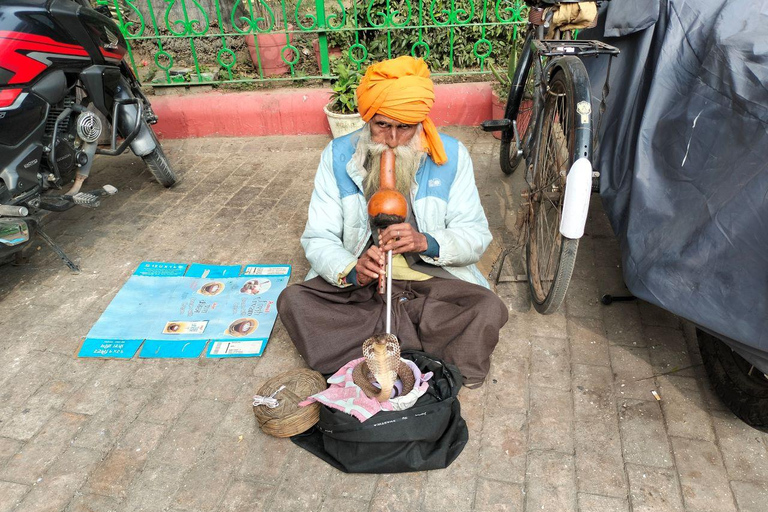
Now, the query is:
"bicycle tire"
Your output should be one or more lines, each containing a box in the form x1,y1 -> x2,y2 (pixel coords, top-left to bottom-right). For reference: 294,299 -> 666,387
526,61 -> 591,314
141,124 -> 178,188
499,33 -> 535,176
500,87 -> 535,176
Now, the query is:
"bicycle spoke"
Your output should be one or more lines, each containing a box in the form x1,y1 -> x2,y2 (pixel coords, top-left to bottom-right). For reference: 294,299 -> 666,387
542,214 -> 553,284
523,59 -> 584,314
543,203 -> 556,284
540,101 -> 561,289
539,111 -> 554,289
535,100 -> 551,293
541,202 -> 550,273
530,75 -> 574,301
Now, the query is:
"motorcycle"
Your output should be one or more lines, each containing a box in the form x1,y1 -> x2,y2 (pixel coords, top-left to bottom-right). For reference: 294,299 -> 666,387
0,0 -> 177,270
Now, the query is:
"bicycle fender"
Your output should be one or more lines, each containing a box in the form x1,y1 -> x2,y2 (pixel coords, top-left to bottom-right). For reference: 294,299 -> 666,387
548,56 -> 594,239
560,157 -> 592,239
547,56 -> 593,162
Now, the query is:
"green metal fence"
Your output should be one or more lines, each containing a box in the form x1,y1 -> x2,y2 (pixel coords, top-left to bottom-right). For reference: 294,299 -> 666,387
96,0 -> 529,86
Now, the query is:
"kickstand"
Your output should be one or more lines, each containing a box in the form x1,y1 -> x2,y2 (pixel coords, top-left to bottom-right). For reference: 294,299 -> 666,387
494,248 -> 528,285
600,294 -> 636,305
36,229 -> 80,272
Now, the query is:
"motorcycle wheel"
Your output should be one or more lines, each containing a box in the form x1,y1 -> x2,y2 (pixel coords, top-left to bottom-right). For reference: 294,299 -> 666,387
698,328 -> 768,431
142,124 -> 178,188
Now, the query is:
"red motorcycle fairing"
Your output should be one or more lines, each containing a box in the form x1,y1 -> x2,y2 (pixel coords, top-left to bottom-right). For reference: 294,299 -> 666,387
0,88 -> 23,108
0,30 -> 123,108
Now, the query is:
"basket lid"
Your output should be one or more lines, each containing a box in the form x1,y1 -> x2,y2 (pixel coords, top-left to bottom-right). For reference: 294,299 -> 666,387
253,368 -> 326,438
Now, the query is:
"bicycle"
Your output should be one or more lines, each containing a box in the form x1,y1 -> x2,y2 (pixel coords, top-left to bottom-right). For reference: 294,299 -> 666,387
482,0 -> 619,314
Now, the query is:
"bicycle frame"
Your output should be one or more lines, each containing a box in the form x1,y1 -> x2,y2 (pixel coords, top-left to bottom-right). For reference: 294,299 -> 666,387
503,21 -> 620,155
501,30 -> 536,148
482,9 -> 620,311
503,24 -> 619,234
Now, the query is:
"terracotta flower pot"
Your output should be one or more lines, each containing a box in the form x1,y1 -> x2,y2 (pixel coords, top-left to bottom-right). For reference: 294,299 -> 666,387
312,38 -> 342,71
491,90 -> 533,141
245,27 -> 295,77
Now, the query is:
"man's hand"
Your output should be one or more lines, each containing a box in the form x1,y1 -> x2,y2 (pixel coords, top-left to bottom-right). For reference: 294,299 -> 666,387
355,245 -> 385,286
379,223 -> 428,255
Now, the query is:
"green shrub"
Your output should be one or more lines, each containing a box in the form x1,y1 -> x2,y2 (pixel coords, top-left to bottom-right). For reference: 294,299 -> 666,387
328,58 -> 362,114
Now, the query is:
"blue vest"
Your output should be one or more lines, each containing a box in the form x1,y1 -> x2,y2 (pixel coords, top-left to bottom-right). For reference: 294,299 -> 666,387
330,130 -> 460,203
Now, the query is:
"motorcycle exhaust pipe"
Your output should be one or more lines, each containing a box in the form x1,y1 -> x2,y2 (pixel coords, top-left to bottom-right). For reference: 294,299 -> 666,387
0,205 -> 29,217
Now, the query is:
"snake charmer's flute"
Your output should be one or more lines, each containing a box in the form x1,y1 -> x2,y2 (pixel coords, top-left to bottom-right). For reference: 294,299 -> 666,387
367,148 -> 407,334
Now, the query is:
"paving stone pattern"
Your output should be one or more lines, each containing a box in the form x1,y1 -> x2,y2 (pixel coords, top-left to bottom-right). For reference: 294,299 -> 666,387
0,128 -> 766,511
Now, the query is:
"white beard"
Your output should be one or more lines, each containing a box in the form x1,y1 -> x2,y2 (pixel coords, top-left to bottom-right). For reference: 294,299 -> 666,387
352,124 -> 426,201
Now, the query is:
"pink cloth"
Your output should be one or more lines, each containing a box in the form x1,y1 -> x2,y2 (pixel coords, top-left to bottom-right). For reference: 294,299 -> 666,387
299,357 -> 431,422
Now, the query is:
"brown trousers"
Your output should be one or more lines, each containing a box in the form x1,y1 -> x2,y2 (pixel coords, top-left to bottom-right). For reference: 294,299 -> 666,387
277,277 -> 509,386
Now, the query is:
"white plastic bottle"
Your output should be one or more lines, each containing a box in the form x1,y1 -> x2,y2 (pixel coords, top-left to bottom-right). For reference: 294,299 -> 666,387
559,157 -> 593,239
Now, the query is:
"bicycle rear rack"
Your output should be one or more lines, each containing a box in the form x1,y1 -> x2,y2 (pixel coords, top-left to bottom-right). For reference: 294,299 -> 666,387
534,40 -> 620,57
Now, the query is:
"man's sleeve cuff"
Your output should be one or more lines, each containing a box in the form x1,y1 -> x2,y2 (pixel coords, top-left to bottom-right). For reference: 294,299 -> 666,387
345,267 -> 359,286
422,233 -> 440,258
338,260 -> 358,287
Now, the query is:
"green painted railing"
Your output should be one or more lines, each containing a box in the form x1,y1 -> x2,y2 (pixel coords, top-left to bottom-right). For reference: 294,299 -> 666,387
96,0 -> 529,86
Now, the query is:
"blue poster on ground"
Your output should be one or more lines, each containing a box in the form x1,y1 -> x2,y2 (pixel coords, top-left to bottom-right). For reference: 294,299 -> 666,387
79,262 -> 291,359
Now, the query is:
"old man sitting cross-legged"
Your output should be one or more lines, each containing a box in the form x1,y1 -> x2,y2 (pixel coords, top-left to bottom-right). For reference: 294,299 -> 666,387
277,56 -> 508,387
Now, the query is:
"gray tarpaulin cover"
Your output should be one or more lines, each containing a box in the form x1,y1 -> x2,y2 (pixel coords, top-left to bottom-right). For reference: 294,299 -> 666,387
581,0 -> 768,368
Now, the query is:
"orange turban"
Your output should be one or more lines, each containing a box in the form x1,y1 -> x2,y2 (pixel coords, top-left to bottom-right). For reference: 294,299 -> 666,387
357,56 -> 447,166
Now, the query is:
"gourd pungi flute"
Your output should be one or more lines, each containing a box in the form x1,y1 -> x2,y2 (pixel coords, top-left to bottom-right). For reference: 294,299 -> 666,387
366,148 -> 407,334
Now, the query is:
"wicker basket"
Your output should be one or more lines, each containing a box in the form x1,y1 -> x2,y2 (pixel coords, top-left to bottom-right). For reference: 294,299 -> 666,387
253,369 -> 327,438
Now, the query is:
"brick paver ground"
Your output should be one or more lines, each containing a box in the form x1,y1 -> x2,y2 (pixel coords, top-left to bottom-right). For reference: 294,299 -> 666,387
1,127 -> 767,512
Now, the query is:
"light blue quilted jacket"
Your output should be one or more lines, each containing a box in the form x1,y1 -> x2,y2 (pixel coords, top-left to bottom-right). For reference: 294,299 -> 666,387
301,130 -> 491,288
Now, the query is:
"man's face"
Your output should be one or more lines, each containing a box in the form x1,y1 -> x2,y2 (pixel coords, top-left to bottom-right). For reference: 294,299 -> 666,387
369,114 -> 418,148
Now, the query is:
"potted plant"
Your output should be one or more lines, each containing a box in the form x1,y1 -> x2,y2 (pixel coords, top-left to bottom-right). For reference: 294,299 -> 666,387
312,38 -> 343,72
324,58 -> 365,138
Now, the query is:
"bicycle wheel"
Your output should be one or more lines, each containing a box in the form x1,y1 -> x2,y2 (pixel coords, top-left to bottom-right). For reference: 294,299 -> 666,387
500,76 -> 535,175
526,63 -> 590,314
500,33 -> 535,176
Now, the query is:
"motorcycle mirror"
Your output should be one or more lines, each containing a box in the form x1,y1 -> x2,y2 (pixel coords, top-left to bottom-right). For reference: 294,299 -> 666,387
0,219 -> 30,247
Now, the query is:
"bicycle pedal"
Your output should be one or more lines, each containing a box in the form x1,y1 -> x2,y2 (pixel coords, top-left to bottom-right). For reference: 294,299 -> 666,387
481,119 -> 511,132
72,192 -> 100,207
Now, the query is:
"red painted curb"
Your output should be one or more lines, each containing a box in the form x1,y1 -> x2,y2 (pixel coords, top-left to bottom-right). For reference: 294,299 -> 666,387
151,82 -> 493,139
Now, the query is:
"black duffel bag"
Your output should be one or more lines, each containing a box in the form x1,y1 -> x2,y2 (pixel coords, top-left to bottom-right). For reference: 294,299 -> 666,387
291,350 -> 469,473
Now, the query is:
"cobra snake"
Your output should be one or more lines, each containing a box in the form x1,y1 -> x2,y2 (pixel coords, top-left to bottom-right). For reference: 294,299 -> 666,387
352,333 -> 415,402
